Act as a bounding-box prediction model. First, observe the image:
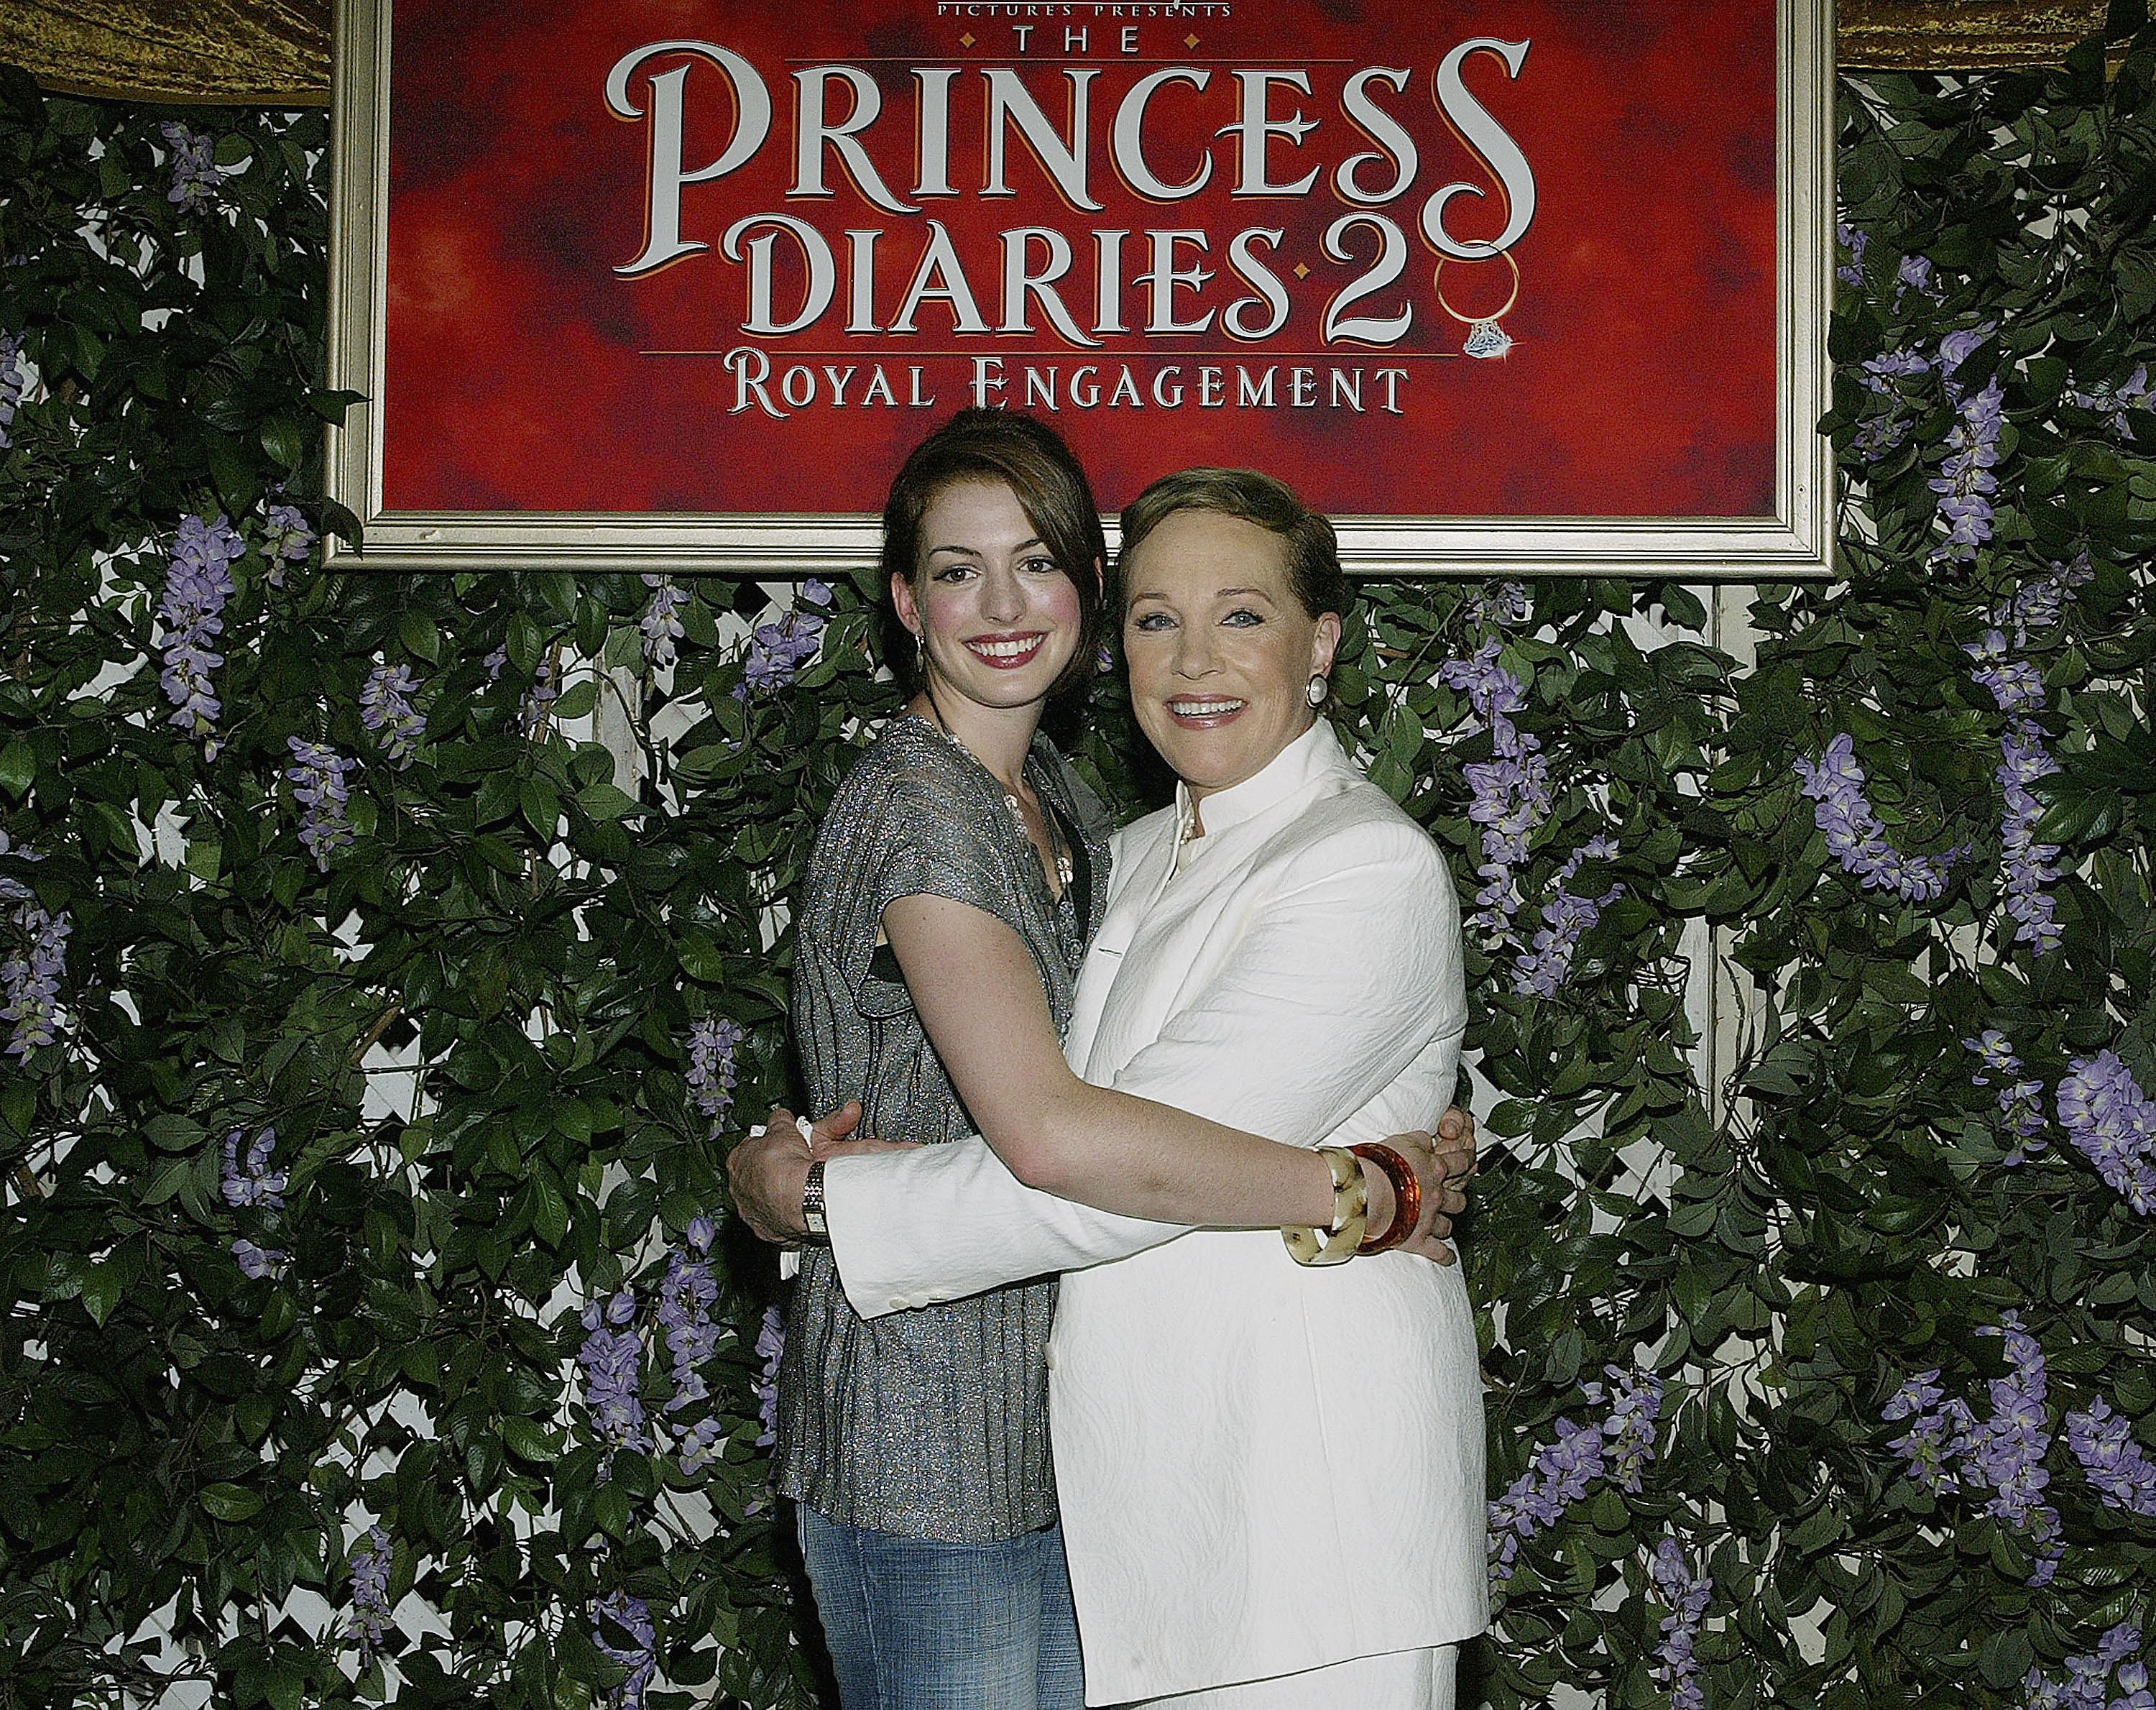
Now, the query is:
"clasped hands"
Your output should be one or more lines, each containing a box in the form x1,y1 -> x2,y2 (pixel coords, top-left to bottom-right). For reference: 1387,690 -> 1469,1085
727,1103 -> 1480,1264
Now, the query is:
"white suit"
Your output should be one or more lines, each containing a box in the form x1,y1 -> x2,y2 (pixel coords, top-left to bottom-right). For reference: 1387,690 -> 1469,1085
822,721 -> 1488,1704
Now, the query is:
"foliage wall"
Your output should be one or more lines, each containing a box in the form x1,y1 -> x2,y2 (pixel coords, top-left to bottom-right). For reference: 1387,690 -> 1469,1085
1,19 -> 2153,1708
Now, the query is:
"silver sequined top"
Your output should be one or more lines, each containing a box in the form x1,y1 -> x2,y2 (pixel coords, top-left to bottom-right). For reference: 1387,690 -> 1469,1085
774,714 -> 1110,1541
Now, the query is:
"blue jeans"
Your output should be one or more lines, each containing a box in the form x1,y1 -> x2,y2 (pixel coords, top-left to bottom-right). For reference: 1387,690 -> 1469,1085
797,1506 -> 1085,1710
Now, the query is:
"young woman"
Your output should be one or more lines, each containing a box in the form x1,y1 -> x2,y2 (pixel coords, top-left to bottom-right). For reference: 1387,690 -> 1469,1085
742,463 -> 1484,1708
765,415 -> 1464,1710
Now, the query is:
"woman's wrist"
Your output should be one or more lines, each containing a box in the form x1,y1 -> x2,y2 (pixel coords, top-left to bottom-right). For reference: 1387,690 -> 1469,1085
1282,1146 -> 1367,1266
1357,1156 -> 1397,1244
1350,1142 -> 1422,1255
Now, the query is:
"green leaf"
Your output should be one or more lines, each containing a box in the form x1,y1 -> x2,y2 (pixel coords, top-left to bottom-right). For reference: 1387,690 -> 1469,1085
145,1113 -> 206,1153
577,782 -> 636,820
399,610 -> 442,664
80,1263 -> 123,1327
0,740 -> 34,799
530,1167 -> 571,1247
520,778 -> 561,835
201,1483 -> 264,1523
501,1417 -> 558,1463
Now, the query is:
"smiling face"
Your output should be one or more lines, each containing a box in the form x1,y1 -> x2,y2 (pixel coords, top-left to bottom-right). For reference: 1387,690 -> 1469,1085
1121,507 -> 1342,804
893,478 -> 1085,717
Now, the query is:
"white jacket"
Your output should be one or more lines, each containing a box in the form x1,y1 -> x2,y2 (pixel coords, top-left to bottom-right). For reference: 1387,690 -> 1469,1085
821,720 -> 1487,1703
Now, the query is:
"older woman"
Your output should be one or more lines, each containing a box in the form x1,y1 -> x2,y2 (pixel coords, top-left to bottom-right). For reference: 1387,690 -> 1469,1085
737,466 -> 1485,1708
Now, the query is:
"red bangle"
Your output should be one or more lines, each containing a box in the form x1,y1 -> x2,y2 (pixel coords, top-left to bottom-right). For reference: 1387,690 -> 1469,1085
1350,1143 -> 1421,1254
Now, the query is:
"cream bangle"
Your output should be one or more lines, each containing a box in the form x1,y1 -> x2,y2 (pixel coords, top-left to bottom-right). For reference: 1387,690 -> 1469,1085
1282,1146 -> 1367,1267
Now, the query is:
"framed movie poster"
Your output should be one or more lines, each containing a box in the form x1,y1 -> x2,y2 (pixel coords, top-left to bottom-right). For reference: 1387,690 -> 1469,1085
324,0 -> 1833,576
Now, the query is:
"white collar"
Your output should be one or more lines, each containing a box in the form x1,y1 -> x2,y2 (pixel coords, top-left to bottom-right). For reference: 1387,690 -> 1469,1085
1174,718 -> 1344,847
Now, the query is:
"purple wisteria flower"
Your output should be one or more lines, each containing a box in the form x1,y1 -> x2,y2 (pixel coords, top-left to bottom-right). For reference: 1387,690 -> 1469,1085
1488,1367 -> 1664,1586
1439,634 -> 1549,944
1993,552 -> 2093,641
1851,413 -> 1912,462
158,513 -> 245,750
231,1237 -> 288,1279
1646,1535 -> 1712,1710
483,643 -> 509,681
1489,1415 -> 1605,1584
1968,1316 -> 2062,1579
2068,362 -> 2153,436
1,897 -> 70,1060
2063,1398 -> 2156,1518
221,1126 -> 287,1208
285,737 -> 358,868
1929,370 -> 2005,566
1,832 -> 68,1059
158,121 -> 226,209
1462,580 -> 1532,631
1592,1366 -> 1665,1491
1861,347 -> 1932,392
1795,734 -> 1956,903
2056,1051 -> 2156,1215
658,1227 -> 725,1471
737,580 -> 833,696
1835,221 -> 1868,288
2023,1622 -> 2149,1710
1885,1316 -> 2061,1583
578,1291 -> 647,1465
1513,836 -> 1623,997
638,576 -> 691,670
1968,554 -> 2086,955
0,331 -> 24,451
1940,326 -> 1992,377
359,663 -> 426,766
1896,253 -> 1943,303
1963,1030 -> 2048,1162
347,1525 -> 394,1653
686,1016 -> 747,1128
1966,629 -> 2046,715
1883,1369 -> 1971,1496
1995,722 -> 2065,954
755,1304 -> 784,1449
593,1590 -> 658,1710
740,615 -> 825,694
522,653 -> 561,737
259,500 -> 315,586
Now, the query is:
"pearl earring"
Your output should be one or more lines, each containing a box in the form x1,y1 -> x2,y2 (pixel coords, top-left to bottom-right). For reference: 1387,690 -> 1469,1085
1306,674 -> 1327,709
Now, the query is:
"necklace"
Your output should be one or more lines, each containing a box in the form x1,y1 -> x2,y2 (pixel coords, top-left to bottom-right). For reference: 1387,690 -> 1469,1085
917,699 -> 1074,893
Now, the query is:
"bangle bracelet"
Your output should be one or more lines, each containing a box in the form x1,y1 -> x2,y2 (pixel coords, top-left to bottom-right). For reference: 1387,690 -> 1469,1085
1350,1142 -> 1422,1255
1283,1146 -> 1367,1267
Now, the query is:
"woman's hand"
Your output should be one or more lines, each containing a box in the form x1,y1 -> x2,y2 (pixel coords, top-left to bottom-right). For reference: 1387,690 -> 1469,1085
1365,1103 -> 1478,1264
727,1103 -> 921,1247
727,1107 -> 816,1246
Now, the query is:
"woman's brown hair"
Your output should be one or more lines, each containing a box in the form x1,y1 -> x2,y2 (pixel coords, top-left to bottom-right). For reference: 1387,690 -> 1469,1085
1115,466 -> 1347,622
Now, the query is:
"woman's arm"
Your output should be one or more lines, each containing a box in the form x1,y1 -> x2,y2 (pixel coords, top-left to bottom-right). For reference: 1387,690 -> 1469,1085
883,890 -> 1383,1231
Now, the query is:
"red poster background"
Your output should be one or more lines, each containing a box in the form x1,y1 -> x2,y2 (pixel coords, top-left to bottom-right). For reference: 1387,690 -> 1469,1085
380,1 -> 1778,520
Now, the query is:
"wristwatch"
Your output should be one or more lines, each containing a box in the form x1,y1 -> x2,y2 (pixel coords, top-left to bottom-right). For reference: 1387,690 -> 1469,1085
800,1159 -> 830,1244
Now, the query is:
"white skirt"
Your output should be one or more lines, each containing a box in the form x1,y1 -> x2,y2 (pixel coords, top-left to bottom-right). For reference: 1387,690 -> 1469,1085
1118,1645 -> 1457,1709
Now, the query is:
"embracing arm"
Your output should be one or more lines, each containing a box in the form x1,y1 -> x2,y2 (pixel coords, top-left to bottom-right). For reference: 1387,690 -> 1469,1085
883,891 -> 1360,1230
776,819 -> 1469,1317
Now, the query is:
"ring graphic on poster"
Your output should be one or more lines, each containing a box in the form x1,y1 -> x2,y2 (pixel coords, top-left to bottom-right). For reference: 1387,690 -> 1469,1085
1434,251 -> 1521,360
